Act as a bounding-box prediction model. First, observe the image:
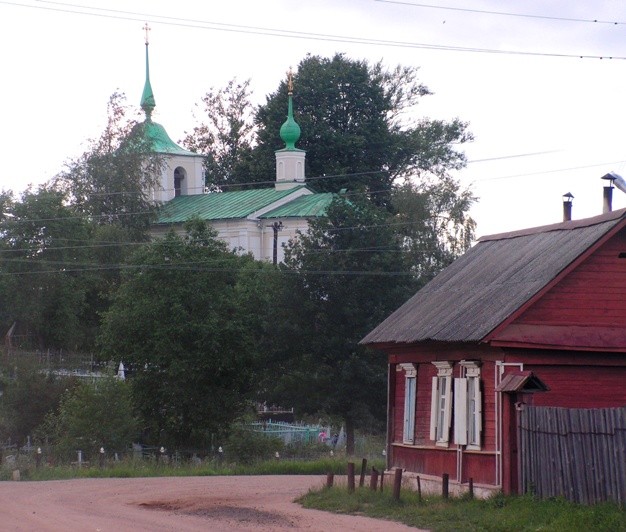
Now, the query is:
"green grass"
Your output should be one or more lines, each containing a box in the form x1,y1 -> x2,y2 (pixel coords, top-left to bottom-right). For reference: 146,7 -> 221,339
1,456 -> 386,481
298,486 -> 626,532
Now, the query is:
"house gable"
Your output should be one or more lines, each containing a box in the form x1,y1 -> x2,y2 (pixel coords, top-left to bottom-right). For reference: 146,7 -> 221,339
490,227 -> 626,351
361,208 -> 626,347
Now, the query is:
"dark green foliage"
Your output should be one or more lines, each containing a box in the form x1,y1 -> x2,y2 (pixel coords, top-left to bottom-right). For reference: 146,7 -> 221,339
52,92 -> 160,240
268,195 -> 420,452
37,374 -> 138,459
98,221 -> 272,448
0,359 -> 76,444
0,187 -> 94,350
247,54 -> 472,207
223,425 -> 284,465
182,79 -> 255,191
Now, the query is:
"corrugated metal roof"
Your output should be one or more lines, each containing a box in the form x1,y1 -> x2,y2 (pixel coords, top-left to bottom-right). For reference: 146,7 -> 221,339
155,187 -> 309,224
362,209 -> 626,345
260,193 -> 335,218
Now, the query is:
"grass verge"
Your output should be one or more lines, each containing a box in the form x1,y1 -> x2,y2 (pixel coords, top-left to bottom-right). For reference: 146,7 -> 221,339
1,457 -> 386,481
297,486 -> 626,532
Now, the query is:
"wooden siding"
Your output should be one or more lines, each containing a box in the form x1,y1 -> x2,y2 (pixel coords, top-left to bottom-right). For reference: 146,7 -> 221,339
524,365 -> 626,408
520,406 -> 626,504
462,452 -> 497,485
496,228 -> 626,349
393,445 -> 457,479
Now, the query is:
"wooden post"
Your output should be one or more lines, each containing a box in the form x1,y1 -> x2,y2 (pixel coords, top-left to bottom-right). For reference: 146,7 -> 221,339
469,477 -> 474,499
347,462 -> 355,493
326,472 -> 334,488
370,467 -> 379,490
416,475 -> 422,501
380,470 -> 384,491
359,458 -> 367,487
392,468 -> 403,501
442,473 -> 449,499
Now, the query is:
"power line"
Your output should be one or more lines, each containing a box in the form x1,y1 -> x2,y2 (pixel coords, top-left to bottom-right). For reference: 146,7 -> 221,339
375,0 -> 626,26
2,0 -> 625,60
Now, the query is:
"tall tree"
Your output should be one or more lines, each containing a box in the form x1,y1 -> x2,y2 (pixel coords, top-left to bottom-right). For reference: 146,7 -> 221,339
391,177 -> 476,282
248,54 -> 472,207
268,195 -> 420,453
98,221 -> 274,447
52,92 -> 161,241
0,187 -> 94,350
182,79 -> 255,191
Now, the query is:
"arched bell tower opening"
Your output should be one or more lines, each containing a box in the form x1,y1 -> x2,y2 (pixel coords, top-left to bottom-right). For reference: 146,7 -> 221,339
174,166 -> 187,197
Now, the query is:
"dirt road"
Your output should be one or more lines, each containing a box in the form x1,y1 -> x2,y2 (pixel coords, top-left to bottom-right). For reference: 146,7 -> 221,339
0,475 -> 421,531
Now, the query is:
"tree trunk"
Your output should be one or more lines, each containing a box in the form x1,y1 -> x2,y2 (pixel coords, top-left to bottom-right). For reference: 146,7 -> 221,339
345,418 -> 355,456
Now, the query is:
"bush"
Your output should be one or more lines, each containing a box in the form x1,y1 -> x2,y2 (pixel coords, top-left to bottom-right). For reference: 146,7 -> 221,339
36,375 -> 138,461
222,425 -> 284,465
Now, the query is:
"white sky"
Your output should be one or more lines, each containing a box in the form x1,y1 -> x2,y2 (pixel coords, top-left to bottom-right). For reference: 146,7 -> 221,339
1,0 -> 626,237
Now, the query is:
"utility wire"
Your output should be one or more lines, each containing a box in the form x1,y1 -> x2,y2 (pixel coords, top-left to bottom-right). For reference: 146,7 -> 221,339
1,0 -> 624,59
375,0 -> 626,26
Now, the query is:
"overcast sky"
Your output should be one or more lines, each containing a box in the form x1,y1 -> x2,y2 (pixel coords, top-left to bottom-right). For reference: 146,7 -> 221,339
2,0 -> 626,237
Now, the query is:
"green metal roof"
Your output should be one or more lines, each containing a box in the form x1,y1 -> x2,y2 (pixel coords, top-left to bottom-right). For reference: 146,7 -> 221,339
260,192 -> 334,218
155,187 -> 312,224
138,120 -> 197,156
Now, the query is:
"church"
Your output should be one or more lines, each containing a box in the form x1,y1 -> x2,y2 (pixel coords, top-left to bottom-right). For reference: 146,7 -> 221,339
135,32 -> 333,263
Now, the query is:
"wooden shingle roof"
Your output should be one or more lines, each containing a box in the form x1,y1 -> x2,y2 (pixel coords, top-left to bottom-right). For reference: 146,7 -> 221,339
362,209 -> 626,346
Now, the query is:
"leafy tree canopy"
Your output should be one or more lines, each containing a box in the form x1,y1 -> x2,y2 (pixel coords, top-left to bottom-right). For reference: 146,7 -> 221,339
37,374 -> 138,458
267,195 -> 421,452
98,220 -> 277,447
0,187 -> 94,350
182,79 -> 255,191
52,92 -> 162,241
186,54 -> 472,207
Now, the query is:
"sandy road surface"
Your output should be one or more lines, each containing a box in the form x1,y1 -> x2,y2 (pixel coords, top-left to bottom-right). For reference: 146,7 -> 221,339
0,475 -> 422,531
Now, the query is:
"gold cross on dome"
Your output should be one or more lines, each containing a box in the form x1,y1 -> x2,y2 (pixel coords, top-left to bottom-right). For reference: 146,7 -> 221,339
287,67 -> 294,95
143,22 -> 151,45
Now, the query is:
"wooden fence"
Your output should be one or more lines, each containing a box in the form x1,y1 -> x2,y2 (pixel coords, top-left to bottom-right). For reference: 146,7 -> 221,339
519,405 -> 626,505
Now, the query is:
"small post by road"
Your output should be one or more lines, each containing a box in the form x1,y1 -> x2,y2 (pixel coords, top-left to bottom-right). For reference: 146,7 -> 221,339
442,473 -> 449,499
370,467 -> 379,490
326,472 -> 334,488
359,458 -> 367,487
392,468 -> 403,501
347,462 -> 355,493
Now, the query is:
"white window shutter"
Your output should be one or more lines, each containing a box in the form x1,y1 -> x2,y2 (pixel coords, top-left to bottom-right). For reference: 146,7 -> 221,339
454,378 -> 468,445
403,377 -> 416,443
429,376 -> 438,441
441,376 -> 453,442
475,377 -> 483,437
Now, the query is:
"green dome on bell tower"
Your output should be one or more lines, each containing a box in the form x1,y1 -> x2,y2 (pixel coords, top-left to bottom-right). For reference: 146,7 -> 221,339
279,69 -> 301,150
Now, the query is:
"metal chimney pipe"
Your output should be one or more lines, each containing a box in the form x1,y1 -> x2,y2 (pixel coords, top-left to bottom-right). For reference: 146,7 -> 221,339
562,192 -> 573,222
603,186 -> 613,213
601,173 -> 617,213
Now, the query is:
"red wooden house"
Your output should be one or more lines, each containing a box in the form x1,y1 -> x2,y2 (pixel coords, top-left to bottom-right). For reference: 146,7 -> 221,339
362,208 -> 626,496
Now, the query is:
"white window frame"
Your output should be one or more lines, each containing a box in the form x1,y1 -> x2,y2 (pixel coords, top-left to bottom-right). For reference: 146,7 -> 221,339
430,361 -> 453,446
400,363 -> 417,444
454,361 -> 482,450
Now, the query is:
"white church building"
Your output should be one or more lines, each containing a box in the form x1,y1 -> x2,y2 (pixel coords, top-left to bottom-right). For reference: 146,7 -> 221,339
135,35 -> 333,263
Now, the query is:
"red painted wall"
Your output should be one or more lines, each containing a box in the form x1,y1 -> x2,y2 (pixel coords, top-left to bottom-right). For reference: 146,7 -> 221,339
515,229 -> 626,328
